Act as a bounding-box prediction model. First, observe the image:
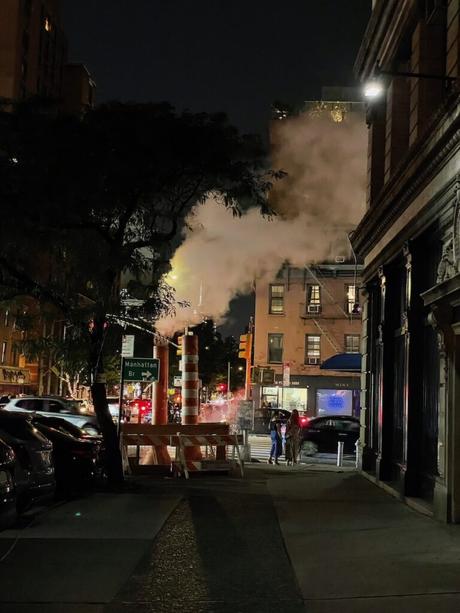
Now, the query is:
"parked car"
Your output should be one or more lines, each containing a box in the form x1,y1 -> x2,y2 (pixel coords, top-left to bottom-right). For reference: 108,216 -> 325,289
2,396 -> 100,435
32,420 -> 100,494
0,412 -> 55,508
301,415 -> 360,456
0,436 -> 17,529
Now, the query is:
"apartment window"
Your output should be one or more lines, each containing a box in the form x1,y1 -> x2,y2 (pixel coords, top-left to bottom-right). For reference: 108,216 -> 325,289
269,284 -> 285,314
305,335 -> 321,364
307,285 -> 321,305
345,284 -> 357,314
1,342 -> 7,364
268,333 -> 283,363
345,334 -> 360,354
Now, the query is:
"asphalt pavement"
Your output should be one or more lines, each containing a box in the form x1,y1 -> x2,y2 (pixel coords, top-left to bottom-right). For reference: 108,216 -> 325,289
3,463 -> 460,612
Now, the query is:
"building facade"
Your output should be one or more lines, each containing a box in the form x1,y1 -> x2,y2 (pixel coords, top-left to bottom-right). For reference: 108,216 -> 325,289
253,263 -> 362,420
353,0 -> 460,521
0,0 -> 95,112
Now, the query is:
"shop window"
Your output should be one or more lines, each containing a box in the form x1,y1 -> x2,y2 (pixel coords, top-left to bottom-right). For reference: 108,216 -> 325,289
305,335 -> 321,365
316,389 -> 353,416
269,284 -> 284,314
268,333 -> 283,363
345,334 -> 360,353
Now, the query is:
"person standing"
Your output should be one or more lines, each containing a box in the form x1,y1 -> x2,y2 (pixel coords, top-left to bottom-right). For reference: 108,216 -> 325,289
268,410 -> 282,465
285,409 -> 301,466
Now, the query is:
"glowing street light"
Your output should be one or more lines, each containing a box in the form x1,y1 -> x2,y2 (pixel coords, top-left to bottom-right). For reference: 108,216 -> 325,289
363,78 -> 384,100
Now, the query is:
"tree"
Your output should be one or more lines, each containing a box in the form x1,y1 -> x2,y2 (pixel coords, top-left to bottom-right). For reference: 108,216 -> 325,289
0,102 -> 279,485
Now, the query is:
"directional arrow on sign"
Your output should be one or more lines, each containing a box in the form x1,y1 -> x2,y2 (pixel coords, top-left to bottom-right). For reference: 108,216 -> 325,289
142,371 -> 153,381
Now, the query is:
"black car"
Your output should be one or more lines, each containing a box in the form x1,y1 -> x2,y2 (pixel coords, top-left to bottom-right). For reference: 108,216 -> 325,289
32,421 -> 100,494
0,436 -> 17,529
301,415 -> 360,455
0,412 -> 55,509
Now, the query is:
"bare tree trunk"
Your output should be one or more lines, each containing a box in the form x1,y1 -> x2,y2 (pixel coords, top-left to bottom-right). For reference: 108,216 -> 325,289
89,315 -> 124,487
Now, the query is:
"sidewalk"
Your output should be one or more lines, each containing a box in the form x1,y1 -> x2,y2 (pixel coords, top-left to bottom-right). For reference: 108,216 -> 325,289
267,466 -> 460,612
0,485 -> 181,612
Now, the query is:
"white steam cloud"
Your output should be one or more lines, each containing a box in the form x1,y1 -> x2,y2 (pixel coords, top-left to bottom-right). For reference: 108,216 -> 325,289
157,110 -> 367,336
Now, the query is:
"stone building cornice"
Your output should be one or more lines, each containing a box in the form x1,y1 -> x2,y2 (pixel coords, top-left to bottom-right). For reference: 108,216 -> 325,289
351,90 -> 460,261
354,0 -> 416,81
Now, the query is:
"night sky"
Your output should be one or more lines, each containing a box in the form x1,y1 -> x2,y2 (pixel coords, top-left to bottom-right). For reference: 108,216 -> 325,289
62,0 -> 370,136
61,0 -> 371,336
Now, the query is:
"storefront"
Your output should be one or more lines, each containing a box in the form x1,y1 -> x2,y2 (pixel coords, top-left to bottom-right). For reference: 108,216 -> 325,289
262,374 -> 360,417
0,365 -> 31,397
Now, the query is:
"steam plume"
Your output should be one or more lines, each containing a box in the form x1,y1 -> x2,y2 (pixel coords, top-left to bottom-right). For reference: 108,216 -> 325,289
156,109 -> 367,335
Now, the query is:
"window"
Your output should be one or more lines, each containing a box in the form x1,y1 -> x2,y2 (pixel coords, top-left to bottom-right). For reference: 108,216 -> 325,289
4,310 -> 9,327
345,284 -> 357,314
345,334 -> 360,353
1,342 -> 7,364
44,16 -> 52,32
305,335 -> 321,363
307,285 -> 321,305
268,333 -> 283,363
269,284 -> 284,314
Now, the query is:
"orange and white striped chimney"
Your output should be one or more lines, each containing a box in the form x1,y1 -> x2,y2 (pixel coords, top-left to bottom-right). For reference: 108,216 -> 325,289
181,334 -> 199,424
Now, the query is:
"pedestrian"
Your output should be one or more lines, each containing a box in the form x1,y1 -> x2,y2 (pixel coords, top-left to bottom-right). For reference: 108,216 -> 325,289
285,409 -> 301,466
268,410 -> 282,465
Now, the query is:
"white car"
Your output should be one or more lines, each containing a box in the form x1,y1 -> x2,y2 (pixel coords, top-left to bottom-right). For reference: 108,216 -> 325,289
2,397 -> 100,435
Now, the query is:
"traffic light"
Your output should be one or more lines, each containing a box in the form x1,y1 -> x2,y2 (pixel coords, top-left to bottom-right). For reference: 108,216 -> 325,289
176,335 -> 183,356
239,334 -> 251,359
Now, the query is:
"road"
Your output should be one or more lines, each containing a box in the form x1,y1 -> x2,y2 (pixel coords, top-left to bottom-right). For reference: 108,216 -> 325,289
248,434 -> 356,466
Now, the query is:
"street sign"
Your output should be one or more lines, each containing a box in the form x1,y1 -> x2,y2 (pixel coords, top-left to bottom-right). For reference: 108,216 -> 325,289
121,335 -> 135,357
122,358 -> 160,382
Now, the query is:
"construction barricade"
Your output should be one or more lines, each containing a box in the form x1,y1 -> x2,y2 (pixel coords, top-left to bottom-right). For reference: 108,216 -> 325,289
176,433 -> 244,479
120,422 -> 244,478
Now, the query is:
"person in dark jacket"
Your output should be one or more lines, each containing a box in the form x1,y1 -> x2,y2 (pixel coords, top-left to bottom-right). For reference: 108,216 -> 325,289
268,411 -> 282,465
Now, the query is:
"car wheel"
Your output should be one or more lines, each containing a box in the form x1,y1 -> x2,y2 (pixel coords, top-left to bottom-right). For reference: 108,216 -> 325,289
302,441 -> 318,456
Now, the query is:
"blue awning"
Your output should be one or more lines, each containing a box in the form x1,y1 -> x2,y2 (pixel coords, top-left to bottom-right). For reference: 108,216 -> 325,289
320,353 -> 361,373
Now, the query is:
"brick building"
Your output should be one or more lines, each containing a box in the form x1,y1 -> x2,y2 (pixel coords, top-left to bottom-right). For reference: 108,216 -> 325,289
353,0 -> 460,521
0,0 -> 95,112
253,263 -> 362,420
0,0 -> 95,396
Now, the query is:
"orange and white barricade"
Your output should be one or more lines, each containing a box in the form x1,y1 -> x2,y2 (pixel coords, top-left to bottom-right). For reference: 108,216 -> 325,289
176,433 -> 244,479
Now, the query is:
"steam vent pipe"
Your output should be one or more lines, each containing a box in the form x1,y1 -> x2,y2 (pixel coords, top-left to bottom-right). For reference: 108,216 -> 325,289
182,333 -> 202,461
151,342 -> 171,465
182,333 -> 199,424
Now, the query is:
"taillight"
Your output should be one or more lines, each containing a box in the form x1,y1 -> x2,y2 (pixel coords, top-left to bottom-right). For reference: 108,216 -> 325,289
300,417 -> 309,426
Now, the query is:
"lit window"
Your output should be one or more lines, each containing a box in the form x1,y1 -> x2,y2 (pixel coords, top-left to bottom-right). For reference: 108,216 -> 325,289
268,333 -> 283,363
345,284 -> 357,314
269,285 -> 284,314
305,335 -> 321,363
307,285 -> 321,305
44,17 -> 52,32
345,335 -> 360,353
1,341 -> 7,364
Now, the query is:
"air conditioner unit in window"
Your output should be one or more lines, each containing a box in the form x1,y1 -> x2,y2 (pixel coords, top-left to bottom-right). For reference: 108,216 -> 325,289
307,357 -> 320,365
335,255 -> 346,263
307,304 -> 321,314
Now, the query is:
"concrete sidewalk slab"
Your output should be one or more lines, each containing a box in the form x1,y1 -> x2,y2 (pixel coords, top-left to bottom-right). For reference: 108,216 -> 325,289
268,471 -> 460,610
0,489 -> 181,606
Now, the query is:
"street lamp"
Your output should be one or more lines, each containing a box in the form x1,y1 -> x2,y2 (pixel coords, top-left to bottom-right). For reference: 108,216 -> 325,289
363,65 -> 459,100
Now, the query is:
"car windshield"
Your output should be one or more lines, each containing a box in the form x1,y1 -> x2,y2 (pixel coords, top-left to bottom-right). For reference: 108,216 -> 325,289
64,400 -> 82,412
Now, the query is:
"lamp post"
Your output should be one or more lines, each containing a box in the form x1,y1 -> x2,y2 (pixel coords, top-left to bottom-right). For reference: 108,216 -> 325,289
363,66 -> 459,100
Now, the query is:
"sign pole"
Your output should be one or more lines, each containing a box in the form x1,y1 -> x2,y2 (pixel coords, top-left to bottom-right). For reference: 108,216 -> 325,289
117,357 -> 125,441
